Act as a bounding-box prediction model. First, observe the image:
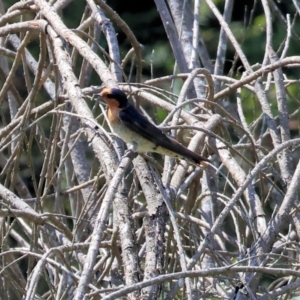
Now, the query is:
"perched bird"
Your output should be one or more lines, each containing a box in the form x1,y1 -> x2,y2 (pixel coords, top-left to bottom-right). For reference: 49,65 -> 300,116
100,87 -> 210,165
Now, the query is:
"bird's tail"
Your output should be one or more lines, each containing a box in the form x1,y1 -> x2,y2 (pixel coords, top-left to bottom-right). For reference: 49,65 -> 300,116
185,148 -> 210,165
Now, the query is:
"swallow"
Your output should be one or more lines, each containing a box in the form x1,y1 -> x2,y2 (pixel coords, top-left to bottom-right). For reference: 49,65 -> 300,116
100,88 -> 210,165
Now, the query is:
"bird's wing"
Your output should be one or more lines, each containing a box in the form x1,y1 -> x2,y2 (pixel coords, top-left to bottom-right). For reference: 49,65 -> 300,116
118,104 -> 210,164
118,104 -> 172,147
119,104 -> 200,156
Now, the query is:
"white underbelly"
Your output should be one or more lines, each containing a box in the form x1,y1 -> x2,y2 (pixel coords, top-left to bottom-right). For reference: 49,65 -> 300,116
111,122 -> 181,158
111,122 -> 155,152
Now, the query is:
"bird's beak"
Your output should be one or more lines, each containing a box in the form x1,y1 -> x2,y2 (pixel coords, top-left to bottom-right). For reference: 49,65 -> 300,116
97,93 -> 107,106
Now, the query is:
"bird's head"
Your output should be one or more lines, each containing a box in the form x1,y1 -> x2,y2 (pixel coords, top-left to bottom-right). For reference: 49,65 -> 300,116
100,88 -> 128,108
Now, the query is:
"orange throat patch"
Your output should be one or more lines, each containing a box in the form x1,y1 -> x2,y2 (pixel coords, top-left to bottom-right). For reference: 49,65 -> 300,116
106,99 -> 121,124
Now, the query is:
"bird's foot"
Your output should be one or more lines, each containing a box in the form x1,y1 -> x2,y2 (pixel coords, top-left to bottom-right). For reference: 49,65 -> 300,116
127,142 -> 138,152
119,142 -> 137,160
122,145 -> 136,159
124,148 -> 134,157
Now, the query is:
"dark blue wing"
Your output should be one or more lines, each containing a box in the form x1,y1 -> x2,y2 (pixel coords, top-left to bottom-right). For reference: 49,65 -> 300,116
118,104 -> 170,146
118,104 -> 210,163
